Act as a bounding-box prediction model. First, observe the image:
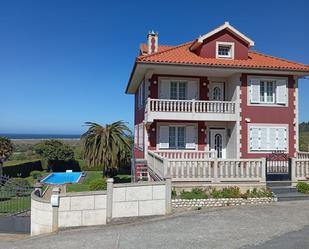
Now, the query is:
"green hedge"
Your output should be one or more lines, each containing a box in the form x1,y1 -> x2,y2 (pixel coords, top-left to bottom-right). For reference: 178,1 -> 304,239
3,160 -> 43,178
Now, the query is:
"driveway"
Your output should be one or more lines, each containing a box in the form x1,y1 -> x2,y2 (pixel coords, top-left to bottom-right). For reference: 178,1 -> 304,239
1,201 -> 309,249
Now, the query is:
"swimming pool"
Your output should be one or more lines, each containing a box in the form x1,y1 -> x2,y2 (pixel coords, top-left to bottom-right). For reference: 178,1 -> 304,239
41,172 -> 82,184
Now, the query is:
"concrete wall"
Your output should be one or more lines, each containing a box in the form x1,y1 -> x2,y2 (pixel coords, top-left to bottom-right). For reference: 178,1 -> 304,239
31,193 -> 53,236
112,182 -> 166,218
31,180 -> 171,236
58,191 -> 107,228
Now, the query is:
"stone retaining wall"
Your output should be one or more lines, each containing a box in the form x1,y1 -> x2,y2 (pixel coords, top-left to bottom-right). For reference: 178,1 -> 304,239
172,197 -> 277,209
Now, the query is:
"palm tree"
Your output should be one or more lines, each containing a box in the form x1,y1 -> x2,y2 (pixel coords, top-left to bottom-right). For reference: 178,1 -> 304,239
82,121 -> 132,177
0,137 -> 13,176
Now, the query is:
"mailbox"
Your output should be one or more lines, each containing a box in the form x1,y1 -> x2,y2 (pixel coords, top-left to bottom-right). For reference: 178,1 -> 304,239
50,194 -> 59,207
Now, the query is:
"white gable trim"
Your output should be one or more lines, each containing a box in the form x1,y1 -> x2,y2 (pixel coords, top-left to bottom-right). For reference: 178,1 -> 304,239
190,22 -> 254,51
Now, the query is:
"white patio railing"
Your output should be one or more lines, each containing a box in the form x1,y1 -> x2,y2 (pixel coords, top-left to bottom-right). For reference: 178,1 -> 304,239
147,151 -> 266,183
292,158 -> 309,181
147,98 -> 235,114
297,151 -> 309,159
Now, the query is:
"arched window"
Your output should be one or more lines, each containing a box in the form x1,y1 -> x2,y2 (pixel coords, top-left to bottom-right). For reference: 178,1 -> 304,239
214,133 -> 223,158
213,87 -> 221,100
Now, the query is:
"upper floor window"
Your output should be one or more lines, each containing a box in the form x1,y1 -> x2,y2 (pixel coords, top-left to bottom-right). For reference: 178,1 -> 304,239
249,78 -> 287,105
170,81 -> 187,100
216,42 -> 234,59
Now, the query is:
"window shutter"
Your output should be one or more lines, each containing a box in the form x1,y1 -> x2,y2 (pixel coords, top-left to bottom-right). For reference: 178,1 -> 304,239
268,127 -> 277,151
249,127 -> 259,151
159,126 -> 169,149
134,125 -> 138,147
187,81 -> 198,100
277,127 -> 287,151
185,126 -> 196,149
276,79 -> 287,104
250,79 -> 260,103
158,80 -> 170,99
259,127 -> 268,151
138,124 -> 144,150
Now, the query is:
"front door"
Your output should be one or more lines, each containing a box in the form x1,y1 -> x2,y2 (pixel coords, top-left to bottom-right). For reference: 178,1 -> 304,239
210,129 -> 226,158
209,82 -> 224,101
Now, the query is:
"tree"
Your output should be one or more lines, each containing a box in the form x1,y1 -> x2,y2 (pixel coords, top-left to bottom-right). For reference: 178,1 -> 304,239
82,121 -> 132,177
0,137 -> 13,176
34,139 -> 74,161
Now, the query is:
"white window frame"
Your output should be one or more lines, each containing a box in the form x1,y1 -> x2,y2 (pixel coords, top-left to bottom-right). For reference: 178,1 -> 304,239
170,81 -> 187,100
169,126 -> 186,149
248,76 -> 288,107
158,77 -> 200,100
137,123 -> 144,151
260,80 -> 275,104
156,123 -> 197,150
216,42 -> 235,59
248,124 -> 289,153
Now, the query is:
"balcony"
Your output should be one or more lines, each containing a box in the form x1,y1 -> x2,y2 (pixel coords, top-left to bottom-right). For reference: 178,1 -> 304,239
145,98 -> 237,122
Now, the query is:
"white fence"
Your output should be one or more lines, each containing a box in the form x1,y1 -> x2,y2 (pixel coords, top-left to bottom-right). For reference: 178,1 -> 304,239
147,151 -> 266,183
147,98 -> 235,114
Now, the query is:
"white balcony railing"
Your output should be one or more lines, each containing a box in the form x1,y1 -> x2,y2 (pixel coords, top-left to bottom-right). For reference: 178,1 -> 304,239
147,98 -> 236,114
154,150 -> 216,160
147,151 -> 266,183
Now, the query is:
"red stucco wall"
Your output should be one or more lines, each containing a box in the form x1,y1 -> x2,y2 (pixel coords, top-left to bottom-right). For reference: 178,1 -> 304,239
195,29 -> 249,60
240,74 -> 296,158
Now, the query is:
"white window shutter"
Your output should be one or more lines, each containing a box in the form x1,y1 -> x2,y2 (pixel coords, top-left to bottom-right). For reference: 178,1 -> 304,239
185,126 -> 196,149
134,125 -> 138,146
250,79 -> 260,103
276,79 -> 287,104
187,81 -> 198,100
159,126 -> 169,149
249,127 -> 259,151
260,127 -> 268,151
268,127 -> 277,151
159,80 -> 170,99
277,127 -> 287,151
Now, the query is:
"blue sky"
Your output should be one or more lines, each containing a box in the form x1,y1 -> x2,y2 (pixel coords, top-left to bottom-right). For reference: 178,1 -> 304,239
0,0 -> 308,134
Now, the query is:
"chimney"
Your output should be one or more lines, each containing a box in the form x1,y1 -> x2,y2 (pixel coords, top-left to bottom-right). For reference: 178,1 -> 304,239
147,31 -> 158,54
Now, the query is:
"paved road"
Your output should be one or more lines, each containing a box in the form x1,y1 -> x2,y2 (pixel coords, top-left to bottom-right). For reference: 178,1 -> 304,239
1,201 -> 309,249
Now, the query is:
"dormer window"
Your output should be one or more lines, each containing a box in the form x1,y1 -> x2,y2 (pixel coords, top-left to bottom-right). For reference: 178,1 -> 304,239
216,42 -> 234,59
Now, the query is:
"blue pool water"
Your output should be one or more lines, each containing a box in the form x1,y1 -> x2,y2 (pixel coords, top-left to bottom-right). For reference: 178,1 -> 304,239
41,172 -> 82,184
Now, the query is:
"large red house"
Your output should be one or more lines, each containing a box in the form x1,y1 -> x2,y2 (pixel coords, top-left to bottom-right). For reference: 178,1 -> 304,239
126,22 -> 309,186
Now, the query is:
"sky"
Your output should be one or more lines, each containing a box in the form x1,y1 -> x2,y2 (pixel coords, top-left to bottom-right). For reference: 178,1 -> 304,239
0,0 -> 308,134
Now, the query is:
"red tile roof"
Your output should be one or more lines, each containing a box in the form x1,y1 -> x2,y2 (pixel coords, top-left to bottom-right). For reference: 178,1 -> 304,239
137,42 -> 309,72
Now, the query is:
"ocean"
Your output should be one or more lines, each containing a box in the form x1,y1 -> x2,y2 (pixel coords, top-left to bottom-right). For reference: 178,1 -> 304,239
0,134 -> 81,140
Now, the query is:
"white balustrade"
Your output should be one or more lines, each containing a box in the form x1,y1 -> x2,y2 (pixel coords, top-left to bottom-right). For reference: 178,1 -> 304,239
147,151 -> 266,183
147,98 -> 235,114
297,151 -> 309,159
154,150 -> 216,160
293,159 -> 309,181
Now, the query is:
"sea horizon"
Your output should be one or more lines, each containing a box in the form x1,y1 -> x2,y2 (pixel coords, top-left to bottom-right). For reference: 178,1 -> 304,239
0,133 -> 81,140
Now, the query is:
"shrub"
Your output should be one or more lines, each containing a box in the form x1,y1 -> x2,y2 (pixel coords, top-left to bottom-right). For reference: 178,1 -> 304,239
179,188 -> 207,199
296,182 -> 309,194
171,188 -> 177,199
89,178 -> 107,191
30,170 -> 42,180
211,186 -> 242,198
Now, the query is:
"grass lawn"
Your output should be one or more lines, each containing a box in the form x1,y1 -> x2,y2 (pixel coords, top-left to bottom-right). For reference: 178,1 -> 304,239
66,171 -> 132,192
0,196 -> 31,215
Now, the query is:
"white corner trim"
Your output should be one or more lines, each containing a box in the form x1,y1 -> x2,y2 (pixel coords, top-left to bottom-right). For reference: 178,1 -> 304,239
196,22 -> 255,47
